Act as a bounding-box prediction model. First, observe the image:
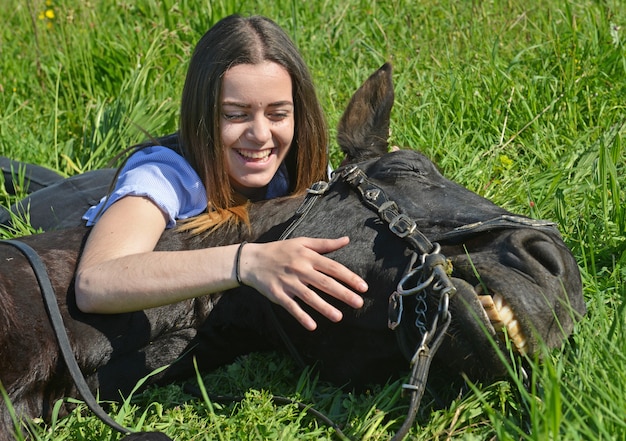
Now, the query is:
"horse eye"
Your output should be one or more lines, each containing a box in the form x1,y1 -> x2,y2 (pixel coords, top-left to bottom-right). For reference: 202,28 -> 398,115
371,161 -> 423,180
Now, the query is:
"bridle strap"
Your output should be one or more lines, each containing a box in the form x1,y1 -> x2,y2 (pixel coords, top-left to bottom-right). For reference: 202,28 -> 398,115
338,164 -> 434,254
278,180 -> 330,241
435,214 -> 558,241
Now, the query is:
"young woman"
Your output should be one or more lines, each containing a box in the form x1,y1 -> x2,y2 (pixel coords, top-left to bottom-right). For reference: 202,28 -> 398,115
72,14 -> 367,331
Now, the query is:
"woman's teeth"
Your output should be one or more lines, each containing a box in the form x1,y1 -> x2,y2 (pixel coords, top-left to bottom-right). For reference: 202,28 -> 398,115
237,149 -> 271,160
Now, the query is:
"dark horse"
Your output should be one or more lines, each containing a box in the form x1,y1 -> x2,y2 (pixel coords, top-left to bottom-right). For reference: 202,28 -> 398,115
0,64 -> 584,439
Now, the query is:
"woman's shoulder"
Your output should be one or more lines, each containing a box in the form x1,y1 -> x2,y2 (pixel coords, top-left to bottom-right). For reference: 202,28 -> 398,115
125,132 -> 184,165
126,145 -> 185,166
122,145 -> 203,193
84,144 -> 206,228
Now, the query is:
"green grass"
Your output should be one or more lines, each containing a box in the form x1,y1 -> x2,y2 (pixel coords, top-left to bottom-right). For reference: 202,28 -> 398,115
1,0 -> 625,439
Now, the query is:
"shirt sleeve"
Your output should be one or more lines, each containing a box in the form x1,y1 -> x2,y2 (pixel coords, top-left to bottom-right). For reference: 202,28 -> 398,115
82,146 -> 207,228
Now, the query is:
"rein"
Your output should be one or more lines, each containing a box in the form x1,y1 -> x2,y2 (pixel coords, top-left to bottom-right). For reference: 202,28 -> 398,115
0,240 -> 168,440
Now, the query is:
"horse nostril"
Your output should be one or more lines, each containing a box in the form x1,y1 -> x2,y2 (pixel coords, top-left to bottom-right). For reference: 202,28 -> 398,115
523,237 -> 565,277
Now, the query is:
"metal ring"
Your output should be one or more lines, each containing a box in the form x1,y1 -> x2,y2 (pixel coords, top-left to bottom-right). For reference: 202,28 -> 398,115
397,270 -> 434,296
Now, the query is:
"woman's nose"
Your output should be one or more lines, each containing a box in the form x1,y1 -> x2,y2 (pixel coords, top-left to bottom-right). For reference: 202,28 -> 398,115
246,115 -> 271,144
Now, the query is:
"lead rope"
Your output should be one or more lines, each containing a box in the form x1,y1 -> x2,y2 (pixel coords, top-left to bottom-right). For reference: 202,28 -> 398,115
0,240 -> 171,440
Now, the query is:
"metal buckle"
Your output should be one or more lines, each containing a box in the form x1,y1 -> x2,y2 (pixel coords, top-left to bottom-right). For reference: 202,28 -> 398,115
307,181 -> 330,195
389,213 -> 416,238
341,165 -> 365,186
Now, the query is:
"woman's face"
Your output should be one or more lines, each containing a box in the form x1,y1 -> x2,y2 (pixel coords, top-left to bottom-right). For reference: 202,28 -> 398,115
220,62 -> 295,199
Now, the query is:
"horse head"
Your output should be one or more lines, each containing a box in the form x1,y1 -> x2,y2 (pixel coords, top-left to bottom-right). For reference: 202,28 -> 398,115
244,63 -> 585,386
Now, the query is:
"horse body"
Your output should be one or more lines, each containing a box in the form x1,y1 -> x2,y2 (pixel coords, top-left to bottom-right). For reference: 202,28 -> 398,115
0,64 -> 584,438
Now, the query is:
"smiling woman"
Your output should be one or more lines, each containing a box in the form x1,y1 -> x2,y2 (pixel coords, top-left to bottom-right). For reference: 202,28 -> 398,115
221,62 -> 295,199
4,0 -> 625,438
73,14 -> 368,328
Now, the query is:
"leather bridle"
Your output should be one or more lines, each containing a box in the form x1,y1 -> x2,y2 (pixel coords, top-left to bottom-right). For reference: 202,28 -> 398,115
275,163 -> 557,440
277,164 -> 457,440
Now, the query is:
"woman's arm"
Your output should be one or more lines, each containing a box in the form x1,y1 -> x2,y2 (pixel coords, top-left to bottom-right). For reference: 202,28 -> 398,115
75,195 -> 366,331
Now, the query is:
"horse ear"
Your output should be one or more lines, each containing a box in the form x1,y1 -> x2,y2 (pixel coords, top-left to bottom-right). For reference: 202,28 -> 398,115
337,63 -> 394,164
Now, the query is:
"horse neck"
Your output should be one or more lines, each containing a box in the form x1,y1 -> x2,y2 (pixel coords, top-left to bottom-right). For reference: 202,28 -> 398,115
246,194 -> 307,242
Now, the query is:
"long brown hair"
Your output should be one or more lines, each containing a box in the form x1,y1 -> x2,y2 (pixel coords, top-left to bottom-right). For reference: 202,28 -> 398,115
178,15 -> 328,233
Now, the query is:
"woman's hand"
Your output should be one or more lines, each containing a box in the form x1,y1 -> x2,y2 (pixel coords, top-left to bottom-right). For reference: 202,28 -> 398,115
237,237 -> 367,331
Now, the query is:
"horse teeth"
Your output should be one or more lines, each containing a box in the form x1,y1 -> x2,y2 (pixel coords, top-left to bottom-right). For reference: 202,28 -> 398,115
478,295 -> 500,320
498,304 -> 515,324
514,337 -> 529,356
478,294 -> 494,310
493,321 -> 506,333
493,293 -> 503,310
506,319 -> 521,338
480,293 -> 528,355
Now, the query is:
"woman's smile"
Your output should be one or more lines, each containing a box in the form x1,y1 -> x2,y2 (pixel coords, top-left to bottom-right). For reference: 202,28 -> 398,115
235,147 -> 275,162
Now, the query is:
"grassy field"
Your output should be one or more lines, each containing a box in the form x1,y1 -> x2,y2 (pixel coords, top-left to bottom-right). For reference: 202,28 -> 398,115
1,0 -> 625,439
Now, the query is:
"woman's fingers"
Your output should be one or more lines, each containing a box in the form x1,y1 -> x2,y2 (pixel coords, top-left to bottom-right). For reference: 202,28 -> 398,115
244,237 -> 368,330
301,236 -> 368,295
308,255 -> 366,309
278,286 -> 340,331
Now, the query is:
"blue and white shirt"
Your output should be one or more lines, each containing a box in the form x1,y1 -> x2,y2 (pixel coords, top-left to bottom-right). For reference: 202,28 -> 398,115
83,145 -> 290,228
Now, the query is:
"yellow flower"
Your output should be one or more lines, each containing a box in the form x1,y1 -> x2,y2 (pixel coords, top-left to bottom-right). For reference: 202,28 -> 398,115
38,11 -> 45,20
45,9 -> 55,20
499,154 -> 513,169
45,0 -> 53,5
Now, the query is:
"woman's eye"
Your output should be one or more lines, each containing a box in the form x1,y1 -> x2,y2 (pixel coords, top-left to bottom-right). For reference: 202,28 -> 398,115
223,113 -> 247,121
270,112 -> 289,120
